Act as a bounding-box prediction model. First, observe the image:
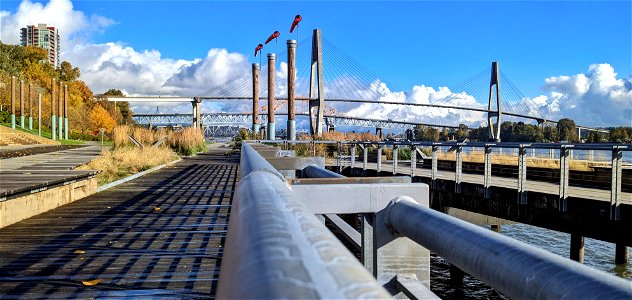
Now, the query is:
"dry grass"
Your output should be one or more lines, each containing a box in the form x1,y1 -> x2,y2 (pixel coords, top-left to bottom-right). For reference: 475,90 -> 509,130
78,147 -> 179,185
113,125 -> 206,156
169,127 -> 206,156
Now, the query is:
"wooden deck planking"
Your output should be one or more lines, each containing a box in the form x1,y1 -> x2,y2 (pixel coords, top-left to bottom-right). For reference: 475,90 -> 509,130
0,151 -> 238,299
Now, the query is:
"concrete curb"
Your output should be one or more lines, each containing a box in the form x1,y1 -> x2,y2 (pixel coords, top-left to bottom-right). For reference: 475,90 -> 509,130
97,158 -> 182,193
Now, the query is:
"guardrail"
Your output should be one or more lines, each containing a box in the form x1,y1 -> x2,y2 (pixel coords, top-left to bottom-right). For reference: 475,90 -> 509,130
217,143 -> 391,298
250,139 -> 630,220
385,196 -> 632,299
223,142 -> 632,299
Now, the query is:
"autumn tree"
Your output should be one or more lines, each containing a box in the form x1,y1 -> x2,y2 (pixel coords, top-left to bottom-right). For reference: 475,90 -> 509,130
59,61 -> 80,82
89,104 -> 116,134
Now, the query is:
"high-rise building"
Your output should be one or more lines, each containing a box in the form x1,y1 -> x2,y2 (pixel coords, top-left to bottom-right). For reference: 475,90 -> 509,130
20,24 -> 60,69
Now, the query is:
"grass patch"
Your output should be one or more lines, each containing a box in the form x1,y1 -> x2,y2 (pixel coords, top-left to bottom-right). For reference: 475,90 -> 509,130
113,125 -> 207,156
77,146 -> 179,185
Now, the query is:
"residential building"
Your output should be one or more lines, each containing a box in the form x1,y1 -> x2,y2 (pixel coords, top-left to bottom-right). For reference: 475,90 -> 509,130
20,24 -> 60,69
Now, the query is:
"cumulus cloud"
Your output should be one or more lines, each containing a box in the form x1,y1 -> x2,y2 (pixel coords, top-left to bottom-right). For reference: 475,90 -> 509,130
2,0 -> 629,129
0,0 -> 114,46
519,64 -> 631,126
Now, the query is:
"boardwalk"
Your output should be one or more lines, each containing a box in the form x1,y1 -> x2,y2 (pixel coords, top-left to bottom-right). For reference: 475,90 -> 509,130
345,161 -> 632,205
0,150 -> 238,299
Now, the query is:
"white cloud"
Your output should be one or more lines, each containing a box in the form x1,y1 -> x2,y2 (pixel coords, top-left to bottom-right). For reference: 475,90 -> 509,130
2,0 -> 630,129
520,64 -> 632,126
0,0 -> 114,47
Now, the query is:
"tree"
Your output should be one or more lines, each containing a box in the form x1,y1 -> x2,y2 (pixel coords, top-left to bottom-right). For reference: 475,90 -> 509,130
89,105 -> 116,134
543,125 -> 559,142
104,89 -> 124,96
59,61 -> 80,82
609,127 -> 632,143
557,118 -> 578,142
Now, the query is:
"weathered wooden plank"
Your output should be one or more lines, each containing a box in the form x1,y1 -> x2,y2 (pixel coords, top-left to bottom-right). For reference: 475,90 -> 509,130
0,150 -> 238,299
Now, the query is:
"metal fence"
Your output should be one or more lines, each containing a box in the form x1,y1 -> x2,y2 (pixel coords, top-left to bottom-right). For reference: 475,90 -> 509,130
254,140 -> 629,221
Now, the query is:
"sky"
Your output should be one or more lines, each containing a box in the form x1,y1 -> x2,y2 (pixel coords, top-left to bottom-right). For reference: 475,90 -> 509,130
1,0 -> 631,128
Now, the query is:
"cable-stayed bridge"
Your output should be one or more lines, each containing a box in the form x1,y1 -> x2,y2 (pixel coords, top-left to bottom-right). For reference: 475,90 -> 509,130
108,29 -> 608,139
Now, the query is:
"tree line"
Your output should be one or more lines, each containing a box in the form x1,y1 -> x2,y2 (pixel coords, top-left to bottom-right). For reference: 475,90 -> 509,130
0,42 -> 132,138
413,118 -> 632,143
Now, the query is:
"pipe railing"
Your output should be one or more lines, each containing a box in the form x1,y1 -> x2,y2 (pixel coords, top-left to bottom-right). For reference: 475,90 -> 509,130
384,196 -> 632,299
250,139 -> 630,219
217,143 -> 391,298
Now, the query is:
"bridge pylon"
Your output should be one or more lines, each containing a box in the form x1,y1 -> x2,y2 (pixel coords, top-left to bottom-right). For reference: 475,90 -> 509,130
487,61 -> 502,142
309,29 -> 324,137
192,97 -> 202,130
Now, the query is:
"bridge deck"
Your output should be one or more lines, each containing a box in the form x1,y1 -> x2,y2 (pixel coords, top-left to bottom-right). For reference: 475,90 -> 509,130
0,150 -> 238,299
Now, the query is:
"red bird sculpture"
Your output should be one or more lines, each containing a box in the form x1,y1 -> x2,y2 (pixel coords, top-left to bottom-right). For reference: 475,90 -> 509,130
254,44 -> 263,57
290,15 -> 302,33
265,31 -> 280,44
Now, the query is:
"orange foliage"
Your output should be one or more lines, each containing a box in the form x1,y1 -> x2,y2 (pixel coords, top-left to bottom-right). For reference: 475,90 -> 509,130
89,105 -> 116,134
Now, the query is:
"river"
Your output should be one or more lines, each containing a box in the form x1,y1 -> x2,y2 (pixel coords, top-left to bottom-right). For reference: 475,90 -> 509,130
430,222 -> 631,299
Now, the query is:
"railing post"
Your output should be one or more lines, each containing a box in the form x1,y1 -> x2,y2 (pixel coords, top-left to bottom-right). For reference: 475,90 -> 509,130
336,141 -> 342,173
392,145 -> 398,175
559,147 -> 570,211
377,144 -> 382,174
312,140 -> 316,157
517,145 -> 528,204
610,147 -> 622,221
410,145 -> 417,177
455,145 -> 462,194
363,144 -> 368,171
431,145 -> 438,189
361,213 -> 375,275
484,145 -> 492,199
350,143 -> 356,169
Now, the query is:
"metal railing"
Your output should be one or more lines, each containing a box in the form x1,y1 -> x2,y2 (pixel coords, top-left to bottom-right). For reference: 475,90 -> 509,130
252,139 -> 630,220
223,142 -> 632,299
216,143 -> 391,299
384,196 -> 632,299
296,159 -> 632,299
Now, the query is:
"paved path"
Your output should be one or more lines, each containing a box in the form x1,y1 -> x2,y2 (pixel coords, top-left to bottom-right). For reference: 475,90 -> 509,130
0,149 -> 239,298
0,145 -> 105,171
0,145 -> 106,198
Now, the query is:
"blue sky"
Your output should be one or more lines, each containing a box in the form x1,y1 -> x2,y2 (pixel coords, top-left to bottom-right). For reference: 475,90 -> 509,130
5,0 -> 629,94
88,1 -> 631,94
1,0 -> 631,126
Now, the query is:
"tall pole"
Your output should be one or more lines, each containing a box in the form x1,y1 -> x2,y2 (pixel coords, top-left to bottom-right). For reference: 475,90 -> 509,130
51,78 -> 56,140
287,39 -> 297,141
64,84 -> 68,140
267,53 -> 276,140
487,61 -> 502,142
38,92 -> 41,136
58,81 -> 63,140
309,29 -> 324,137
19,80 -> 25,129
28,83 -> 33,130
10,76 -> 16,129
252,63 -> 260,134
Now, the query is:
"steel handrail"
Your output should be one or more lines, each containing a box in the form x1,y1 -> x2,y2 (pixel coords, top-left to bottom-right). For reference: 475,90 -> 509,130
384,196 -> 632,299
